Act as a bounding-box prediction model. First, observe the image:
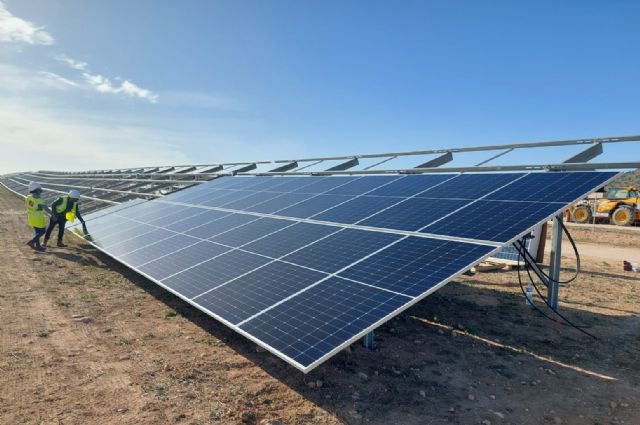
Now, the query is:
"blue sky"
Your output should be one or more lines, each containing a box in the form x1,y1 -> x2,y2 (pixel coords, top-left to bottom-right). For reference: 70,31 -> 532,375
1,0 -> 639,174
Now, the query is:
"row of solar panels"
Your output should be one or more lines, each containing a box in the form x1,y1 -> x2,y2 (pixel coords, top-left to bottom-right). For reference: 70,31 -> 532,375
65,171 -> 617,371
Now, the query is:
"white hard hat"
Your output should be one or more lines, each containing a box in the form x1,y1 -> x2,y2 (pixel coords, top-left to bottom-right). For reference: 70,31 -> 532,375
28,181 -> 42,192
69,189 -> 80,199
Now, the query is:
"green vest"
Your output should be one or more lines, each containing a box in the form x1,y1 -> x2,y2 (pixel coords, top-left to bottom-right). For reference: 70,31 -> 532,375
55,195 -> 77,220
25,195 -> 45,228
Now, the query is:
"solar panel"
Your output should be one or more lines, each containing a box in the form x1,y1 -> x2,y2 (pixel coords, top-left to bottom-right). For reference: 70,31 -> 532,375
72,171 -> 619,372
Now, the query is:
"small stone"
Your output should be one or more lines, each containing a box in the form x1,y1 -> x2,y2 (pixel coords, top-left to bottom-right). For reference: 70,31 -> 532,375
21,333 -> 28,337
489,394 -> 496,400
73,317 -> 92,324
437,329 -> 445,335
414,339 -> 423,344
71,314 -> 83,319
116,408 -> 128,413
456,323 -> 466,331
259,420 -> 284,425
389,327 -> 396,334
451,331 -> 457,338
609,401 -> 617,409
546,368 -> 556,376
490,410 -> 505,419
620,403 -> 629,408
358,372 -> 368,380
419,390 -> 426,398
306,381 -> 316,388
448,407 -> 455,413
481,420 -> 491,425
118,355 -> 130,361
553,417 -> 562,424
315,380 -> 323,388
468,394 -> 475,401
255,346 -> 266,353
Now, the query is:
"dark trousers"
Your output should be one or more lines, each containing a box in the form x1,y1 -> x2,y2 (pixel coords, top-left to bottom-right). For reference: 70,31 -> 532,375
30,227 -> 46,244
45,215 -> 67,243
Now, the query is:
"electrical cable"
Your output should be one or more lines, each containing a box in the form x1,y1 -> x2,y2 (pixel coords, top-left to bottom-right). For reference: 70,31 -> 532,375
518,219 -> 581,285
513,239 -> 597,339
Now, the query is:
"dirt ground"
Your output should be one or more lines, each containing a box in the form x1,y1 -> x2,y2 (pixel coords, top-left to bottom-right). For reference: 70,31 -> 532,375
1,186 -> 639,425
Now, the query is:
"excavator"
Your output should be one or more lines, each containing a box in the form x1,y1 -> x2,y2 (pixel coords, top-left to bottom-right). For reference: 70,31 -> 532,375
566,186 -> 640,226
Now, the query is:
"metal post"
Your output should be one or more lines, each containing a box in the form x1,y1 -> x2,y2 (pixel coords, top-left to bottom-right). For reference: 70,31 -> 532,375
363,331 -> 375,349
548,214 -> 563,310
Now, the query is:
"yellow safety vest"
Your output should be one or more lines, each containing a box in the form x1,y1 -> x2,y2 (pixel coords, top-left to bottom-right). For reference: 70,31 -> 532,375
55,195 -> 77,221
25,195 -> 46,229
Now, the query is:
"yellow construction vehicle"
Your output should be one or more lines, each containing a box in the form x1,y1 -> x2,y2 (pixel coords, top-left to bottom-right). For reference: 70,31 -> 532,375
566,186 -> 640,226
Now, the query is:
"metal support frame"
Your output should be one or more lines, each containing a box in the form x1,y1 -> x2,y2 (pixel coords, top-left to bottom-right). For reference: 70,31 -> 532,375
564,142 -> 604,164
414,152 -> 453,168
547,215 -> 563,310
363,331 -> 375,349
326,157 -> 359,171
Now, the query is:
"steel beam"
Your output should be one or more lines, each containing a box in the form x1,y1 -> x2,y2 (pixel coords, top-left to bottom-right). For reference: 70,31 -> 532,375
269,161 -> 298,172
326,157 -> 359,171
548,215 -> 563,310
564,142 -> 603,163
232,163 -> 257,175
414,152 -> 453,168
363,331 -> 375,349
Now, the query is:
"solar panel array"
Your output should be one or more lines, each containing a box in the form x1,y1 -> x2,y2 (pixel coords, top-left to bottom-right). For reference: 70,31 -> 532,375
67,171 -> 616,372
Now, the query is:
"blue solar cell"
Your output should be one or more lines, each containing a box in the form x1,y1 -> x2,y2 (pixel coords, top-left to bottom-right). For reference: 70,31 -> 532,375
282,228 -> 401,273
138,241 -> 230,280
162,249 -> 271,299
210,218 -> 292,247
416,173 -> 519,199
485,171 -> 617,203
239,277 -> 409,368
220,191 -> 283,210
146,206 -> 202,226
185,213 -> 258,239
367,174 -> 455,197
324,175 -> 402,195
312,196 -> 403,224
339,237 -> 494,297
267,177 -> 325,193
120,234 -> 197,267
201,190 -> 256,207
165,209 -> 230,232
241,176 -> 298,192
102,228 -> 176,256
246,193 -> 314,213
93,223 -> 157,248
242,222 -> 338,258
195,261 -> 326,324
292,176 -> 358,194
422,200 -> 562,242
275,194 -> 353,218
359,198 -> 468,231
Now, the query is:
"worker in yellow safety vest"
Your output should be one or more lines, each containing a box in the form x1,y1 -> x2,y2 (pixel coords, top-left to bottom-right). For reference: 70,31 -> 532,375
43,190 -> 87,248
25,182 -> 52,251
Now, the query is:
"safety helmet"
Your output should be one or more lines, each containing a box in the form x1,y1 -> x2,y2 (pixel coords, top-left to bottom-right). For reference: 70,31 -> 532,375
69,189 -> 80,199
28,181 -> 42,192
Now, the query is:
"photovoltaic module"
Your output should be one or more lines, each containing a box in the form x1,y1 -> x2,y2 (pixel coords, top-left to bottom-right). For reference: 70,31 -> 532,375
68,171 -> 617,372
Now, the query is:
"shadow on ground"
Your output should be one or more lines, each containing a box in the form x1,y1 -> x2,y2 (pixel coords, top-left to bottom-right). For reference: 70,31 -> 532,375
62,242 -> 640,425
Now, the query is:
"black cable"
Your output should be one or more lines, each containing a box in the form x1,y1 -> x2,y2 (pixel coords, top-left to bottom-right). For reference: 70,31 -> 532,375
513,239 -> 597,339
518,219 -> 581,285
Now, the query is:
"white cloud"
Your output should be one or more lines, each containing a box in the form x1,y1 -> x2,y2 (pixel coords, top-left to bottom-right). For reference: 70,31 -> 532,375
0,98 -> 188,174
83,72 -> 159,103
0,1 -> 54,45
56,54 -> 87,71
38,71 -> 78,87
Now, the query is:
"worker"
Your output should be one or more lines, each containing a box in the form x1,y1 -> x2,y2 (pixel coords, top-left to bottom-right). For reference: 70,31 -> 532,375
43,190 -> 88,248
25,182 -> 52,251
